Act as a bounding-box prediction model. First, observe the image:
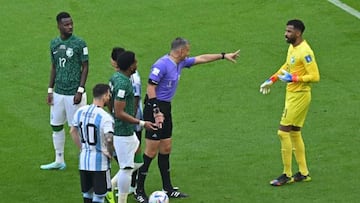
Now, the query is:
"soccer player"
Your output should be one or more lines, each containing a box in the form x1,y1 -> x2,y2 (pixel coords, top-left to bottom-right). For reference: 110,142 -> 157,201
105,47 -> 145,203
135,37 -> 240,203
109,50 -> 160,203
259,19 -> 320,186
41,11 -> 89,170
129,69 -> 144,194
70,84 -> 114,203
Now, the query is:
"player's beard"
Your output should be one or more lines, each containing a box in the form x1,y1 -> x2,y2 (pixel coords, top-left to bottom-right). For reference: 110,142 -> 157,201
286,36 -> 295,44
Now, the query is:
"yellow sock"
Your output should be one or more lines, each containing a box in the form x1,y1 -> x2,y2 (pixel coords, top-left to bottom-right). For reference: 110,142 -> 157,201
278,130 -> 292,177
290,131 -> 309,175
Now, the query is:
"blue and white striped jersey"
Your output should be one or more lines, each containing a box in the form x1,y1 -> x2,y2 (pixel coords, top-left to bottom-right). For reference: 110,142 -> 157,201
72,104 -> 114,171
130,70 -> 143,132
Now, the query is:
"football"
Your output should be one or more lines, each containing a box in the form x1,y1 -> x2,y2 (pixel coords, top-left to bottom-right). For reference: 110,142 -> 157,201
148,191 -> 169,203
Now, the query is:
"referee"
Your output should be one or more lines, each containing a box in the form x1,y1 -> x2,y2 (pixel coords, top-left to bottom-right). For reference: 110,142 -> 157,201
135,37 -> 240,203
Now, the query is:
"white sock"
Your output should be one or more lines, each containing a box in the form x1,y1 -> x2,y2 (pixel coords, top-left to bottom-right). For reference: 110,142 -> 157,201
118,193 -> 128,203
52,129 -> 65,163
111,171 -> 119,190
117,169 -> 132,194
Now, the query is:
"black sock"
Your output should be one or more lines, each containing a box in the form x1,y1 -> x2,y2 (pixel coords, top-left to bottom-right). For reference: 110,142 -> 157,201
136,154 -> 153,193
131,169 -> 138,187
83,198 -> 92,203
158,153 -> 172,191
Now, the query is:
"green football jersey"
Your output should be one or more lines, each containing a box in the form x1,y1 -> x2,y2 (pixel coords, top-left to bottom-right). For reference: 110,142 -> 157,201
50,35 -> 88,95
109,71 -> 135,136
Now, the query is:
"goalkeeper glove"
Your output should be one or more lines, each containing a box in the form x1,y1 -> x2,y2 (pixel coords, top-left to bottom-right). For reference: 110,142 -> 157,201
260,79 -> 274,95
278,70 -> 298,83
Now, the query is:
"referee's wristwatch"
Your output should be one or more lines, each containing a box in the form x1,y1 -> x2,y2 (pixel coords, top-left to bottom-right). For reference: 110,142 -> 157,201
221,52 -> 226,59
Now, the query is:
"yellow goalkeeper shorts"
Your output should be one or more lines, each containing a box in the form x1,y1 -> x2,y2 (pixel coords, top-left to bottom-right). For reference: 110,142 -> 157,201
280,91 -> 311,127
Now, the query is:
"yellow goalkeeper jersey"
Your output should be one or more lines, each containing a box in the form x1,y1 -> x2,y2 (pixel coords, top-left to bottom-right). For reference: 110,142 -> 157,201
272,40 -> 320,92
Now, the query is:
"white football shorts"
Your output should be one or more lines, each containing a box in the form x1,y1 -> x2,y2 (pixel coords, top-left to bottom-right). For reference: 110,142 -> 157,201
113,133 -> 140,169
50,92 -> 87,126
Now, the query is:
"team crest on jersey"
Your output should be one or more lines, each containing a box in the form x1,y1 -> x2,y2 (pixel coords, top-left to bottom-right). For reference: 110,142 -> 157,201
66,48 -> 74,58
290,56 -> 295,64
305,55 -> 312,63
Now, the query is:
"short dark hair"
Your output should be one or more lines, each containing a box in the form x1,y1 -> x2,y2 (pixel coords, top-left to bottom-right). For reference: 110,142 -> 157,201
93,84 -> 110,99
171,37 -> 189,50
56,12 -> 71,23
116,51 -> 135,71
287,19 -> 305,33
111,47 -> 125,61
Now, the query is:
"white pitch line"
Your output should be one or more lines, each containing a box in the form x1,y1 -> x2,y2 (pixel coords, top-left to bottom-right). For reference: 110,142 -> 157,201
328,0 -> 360,20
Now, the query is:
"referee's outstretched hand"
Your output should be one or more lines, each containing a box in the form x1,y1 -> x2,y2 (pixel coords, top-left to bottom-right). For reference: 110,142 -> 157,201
225,49 -> 240,63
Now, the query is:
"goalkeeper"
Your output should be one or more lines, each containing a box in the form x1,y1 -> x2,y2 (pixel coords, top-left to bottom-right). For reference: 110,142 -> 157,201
259,19 -> 320,186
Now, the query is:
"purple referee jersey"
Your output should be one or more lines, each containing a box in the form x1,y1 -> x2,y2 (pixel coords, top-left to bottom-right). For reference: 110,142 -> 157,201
149,54 -> 195,102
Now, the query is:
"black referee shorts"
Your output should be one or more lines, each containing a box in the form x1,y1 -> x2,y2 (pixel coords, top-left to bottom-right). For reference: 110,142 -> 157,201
143,100 -> 172,140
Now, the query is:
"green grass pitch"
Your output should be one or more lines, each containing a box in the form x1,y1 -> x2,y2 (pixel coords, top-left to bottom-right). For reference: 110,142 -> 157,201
0,0 -> 359,202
